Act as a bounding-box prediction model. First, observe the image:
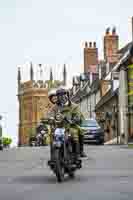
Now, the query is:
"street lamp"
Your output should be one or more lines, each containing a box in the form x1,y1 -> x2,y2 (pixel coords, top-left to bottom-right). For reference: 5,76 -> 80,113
112,104 -> 119,144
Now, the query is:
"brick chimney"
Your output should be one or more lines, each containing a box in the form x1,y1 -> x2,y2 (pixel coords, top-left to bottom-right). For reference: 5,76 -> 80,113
84,41 -> 98,73
104,27 -> 119,64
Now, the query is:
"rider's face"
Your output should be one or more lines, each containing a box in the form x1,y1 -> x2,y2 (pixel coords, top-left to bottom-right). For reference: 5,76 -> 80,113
51,95 -> 57,104
58,93 -> 68,105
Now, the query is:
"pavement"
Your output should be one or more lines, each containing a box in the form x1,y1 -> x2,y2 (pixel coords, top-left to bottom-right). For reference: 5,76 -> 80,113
0,145 -> 133,200
104,136 -> 120,145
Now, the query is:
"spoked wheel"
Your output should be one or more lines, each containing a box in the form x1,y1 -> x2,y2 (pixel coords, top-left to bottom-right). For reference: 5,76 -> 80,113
54,149 -> 65,183
67,146 -> 75,179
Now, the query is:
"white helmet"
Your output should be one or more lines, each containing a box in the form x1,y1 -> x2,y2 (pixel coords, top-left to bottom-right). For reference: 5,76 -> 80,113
48,88 -> 57,98
48,88 -> 58,104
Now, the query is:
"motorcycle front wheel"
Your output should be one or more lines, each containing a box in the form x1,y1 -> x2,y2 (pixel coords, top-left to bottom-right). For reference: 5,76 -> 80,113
54,148 -> 64,183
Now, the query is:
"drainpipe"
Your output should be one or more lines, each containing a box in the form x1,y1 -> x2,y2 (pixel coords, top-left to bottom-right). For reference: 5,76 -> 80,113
119,66 -> 128,145
90,95 -> 92,118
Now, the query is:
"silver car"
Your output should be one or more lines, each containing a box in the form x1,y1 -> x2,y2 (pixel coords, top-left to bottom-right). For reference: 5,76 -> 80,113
80,119 -> 104,145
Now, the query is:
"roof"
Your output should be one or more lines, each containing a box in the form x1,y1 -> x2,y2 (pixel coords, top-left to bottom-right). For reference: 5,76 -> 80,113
118,42 -> 132,55
71,78 -> 101,103
89,78 -> 100,94
71,80 -> 89,103
112,42 -> 133,72
95,88 -> 118,110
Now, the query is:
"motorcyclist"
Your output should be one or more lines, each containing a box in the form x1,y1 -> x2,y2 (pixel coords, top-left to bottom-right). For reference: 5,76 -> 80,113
36,121 -> 44,145
36,119 -> 49,146
47,86 -> 87,158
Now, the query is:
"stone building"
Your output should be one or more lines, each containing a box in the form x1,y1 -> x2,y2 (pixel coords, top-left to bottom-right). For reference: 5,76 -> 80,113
112,41 -> 133,143
95,40 -> 133,144
71,17 -> 133,144
17,63 -> 67,146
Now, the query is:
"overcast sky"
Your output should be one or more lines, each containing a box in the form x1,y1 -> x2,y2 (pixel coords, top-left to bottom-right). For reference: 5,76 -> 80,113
0,0 -> 133,145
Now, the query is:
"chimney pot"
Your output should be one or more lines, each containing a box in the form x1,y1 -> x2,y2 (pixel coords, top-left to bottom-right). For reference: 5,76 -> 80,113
89,42 -> 92,48
85,42 -> 88,48
106,27 -> 110,35
112,27 -> 116,35
93,42 -> 96,48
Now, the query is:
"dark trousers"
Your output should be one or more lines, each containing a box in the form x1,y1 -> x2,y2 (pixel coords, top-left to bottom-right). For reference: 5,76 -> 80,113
79,134 -> 84,153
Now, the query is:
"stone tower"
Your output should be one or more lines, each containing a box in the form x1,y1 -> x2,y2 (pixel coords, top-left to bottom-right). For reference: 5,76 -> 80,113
17,64 -> 52,146
104,27 -> 119,64
84,41 -> 98,73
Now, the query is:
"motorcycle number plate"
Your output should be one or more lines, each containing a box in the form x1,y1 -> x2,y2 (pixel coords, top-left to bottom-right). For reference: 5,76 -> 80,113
41,130 -> 46,134
88,135 -> 94,138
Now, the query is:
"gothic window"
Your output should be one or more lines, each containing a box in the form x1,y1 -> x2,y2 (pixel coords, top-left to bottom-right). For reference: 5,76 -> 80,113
23,101 -> 32,121
38,98 -> 45,112
38,98 -> 52,113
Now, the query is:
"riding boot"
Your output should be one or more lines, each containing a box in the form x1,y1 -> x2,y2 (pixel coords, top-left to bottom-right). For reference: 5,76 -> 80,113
72,141 -> 80,162
79,134 -> 87,157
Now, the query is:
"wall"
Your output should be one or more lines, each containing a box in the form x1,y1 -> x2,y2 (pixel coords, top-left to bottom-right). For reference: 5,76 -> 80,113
80,98 -> 89,118
128,64 -> 133,137
96,95 -> 118,142
80,92 -> 98,119
96,90 -> 101,105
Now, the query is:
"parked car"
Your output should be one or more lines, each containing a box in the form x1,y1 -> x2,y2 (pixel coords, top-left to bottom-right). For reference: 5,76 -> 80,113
80,119 -> 104,145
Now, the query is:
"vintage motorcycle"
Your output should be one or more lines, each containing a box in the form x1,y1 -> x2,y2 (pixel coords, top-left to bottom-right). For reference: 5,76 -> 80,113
36,124 -> 49,146
47,112 -> 82,182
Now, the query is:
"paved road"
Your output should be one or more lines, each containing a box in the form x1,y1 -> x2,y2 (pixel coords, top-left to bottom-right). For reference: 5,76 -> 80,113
0,145 -> 133,200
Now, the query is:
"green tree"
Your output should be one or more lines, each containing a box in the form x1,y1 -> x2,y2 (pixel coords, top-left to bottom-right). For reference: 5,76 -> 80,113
2,137 -> 12,148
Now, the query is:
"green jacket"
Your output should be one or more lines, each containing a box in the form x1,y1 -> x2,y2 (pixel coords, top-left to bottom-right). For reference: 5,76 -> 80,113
47,102 -> 84,120
46,102 -> 85,135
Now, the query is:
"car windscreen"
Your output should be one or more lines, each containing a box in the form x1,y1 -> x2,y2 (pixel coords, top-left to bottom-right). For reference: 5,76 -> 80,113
81,120 -> 99,127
